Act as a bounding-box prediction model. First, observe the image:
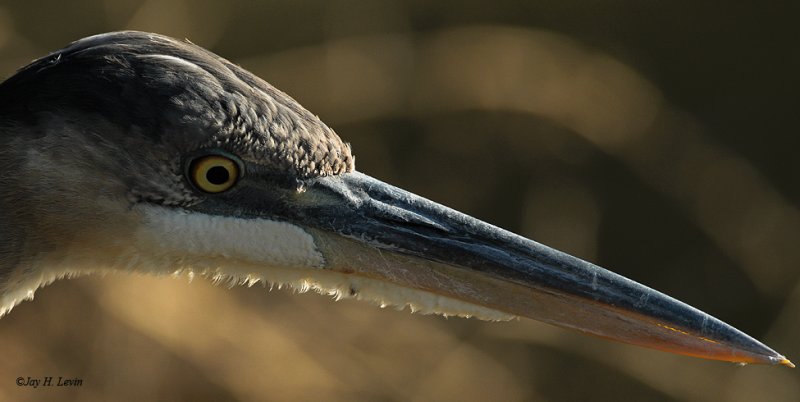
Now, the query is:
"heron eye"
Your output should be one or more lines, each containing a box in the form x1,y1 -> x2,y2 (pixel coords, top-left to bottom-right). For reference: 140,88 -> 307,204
189,155 -> 239,193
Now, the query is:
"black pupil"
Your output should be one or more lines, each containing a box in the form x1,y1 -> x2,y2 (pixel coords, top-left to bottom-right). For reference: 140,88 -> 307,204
206,166 -> 230,185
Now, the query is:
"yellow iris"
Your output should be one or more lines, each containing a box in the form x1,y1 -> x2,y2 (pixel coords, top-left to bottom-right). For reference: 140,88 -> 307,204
190,155 -> 239,193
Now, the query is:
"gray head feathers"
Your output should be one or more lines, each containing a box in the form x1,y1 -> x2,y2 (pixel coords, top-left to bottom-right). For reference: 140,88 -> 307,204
0,31 -> 355,179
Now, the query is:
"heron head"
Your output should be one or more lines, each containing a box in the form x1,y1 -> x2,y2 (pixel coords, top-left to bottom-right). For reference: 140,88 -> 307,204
0,31 -> 791,368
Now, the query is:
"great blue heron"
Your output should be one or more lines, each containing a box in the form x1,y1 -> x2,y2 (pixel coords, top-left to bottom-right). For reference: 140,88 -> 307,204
0,31 -> 791,368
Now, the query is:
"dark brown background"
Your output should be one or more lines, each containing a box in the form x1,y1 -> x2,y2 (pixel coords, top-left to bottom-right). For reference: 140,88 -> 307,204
0,1 -> 797,401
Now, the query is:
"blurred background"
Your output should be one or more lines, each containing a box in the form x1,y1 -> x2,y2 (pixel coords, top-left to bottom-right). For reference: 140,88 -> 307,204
0,1 -> 798,401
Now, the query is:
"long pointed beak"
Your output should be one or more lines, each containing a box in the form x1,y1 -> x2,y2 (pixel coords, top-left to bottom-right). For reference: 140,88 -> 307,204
221,171 -> 792,367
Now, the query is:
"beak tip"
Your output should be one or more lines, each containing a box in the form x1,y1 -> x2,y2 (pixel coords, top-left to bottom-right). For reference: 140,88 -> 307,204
756,353 -> 794,368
